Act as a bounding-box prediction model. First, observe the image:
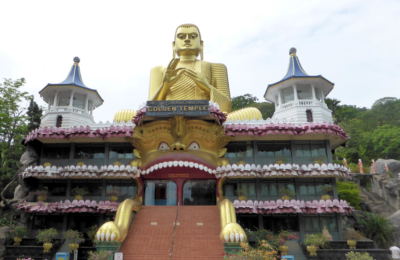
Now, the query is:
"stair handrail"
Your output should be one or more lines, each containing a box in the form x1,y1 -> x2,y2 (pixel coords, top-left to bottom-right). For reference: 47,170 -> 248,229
170,199 -> 180,259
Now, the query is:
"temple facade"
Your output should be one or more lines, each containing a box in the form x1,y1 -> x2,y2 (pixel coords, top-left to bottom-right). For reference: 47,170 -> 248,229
13,25 -> 354,260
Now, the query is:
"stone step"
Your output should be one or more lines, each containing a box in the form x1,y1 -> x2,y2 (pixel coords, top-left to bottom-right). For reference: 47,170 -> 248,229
285,240 -> 307,260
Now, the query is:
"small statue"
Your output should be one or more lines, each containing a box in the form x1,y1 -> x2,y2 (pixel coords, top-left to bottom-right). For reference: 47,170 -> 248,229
372,159 -> 376,173
358,159 -> 363,173
322,226 -> 333,241
385,164 -> 390,173
343,158 -> 348,168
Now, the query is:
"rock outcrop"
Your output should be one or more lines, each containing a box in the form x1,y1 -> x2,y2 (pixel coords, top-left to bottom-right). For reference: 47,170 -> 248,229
371,159 -> 400,174
0,226 -> 11,260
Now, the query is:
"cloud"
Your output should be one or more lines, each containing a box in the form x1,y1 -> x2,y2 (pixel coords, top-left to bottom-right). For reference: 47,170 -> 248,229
0,0 -> 399,122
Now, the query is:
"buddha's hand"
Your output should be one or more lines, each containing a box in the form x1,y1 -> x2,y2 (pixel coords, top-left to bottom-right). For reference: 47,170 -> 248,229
184,69 -> 212,92
95,221 -> 122,242
162,68 -> 186,89
220,222 -> 247,243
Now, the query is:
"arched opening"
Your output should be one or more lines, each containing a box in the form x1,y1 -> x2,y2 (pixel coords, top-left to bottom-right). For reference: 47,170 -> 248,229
306,109 -> 313,123
56,115 -> 63,127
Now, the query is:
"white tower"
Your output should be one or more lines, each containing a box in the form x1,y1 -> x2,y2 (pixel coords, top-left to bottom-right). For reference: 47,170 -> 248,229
264,48 -> 333,125
39,57 -> 104,128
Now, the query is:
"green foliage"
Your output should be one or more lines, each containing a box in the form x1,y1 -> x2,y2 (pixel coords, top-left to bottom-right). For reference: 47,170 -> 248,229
88,250 -> 113,260
346,251 -> 373,260
336,182 -> 362,210
62,229 -> 83,243
372,125 -> 400,159
279,188 -> 295,197
246,102 -> 275,119
358,212 -> 394,248
0,213 -> 17,228
26,96 -> 43,132
87,225 -> 98,240
71,187 -> 89,197
303,233 -> 328,247
231,94 -> 258,111
0,78 -> 30,192
9,226 -> 28,238
343,229 -> 364,241
36,227 -> 58,243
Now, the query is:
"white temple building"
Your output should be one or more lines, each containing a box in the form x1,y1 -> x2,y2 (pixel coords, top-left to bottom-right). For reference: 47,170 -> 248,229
265,48 -> 334,125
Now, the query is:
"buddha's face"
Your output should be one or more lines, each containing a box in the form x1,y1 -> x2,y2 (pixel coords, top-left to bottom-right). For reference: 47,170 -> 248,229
128,117 -> 232,174
174,27 -> 201,57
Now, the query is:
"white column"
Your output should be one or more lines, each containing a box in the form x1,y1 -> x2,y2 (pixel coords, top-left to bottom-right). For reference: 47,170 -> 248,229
54,92 -> 59,107
69,91 -> 75,107
293,85 -> 298,100
274,96 -> 278,109
277,90 -> 283,105
84,95 -> 89,113
47,100 -> 51,110
321,90 -> 325,103
311,84 -> 316,100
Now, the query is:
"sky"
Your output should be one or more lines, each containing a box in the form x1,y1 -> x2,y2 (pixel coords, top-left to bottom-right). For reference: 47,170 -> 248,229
0,0 -> 399,123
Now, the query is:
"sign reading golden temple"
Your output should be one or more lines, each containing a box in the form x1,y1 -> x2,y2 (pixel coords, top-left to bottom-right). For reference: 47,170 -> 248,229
146,100 -> 209,117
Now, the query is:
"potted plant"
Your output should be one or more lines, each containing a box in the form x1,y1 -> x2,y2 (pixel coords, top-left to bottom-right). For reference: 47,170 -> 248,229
303,233 -> 328,256
345,251 -> 373,260
30,187 -> 50,202
343,229 -> 364,249
71,187 -> 88,200
62,229 -> 83,253
321,185 -> 334,201
236,188 -> 247,201
88,250 -> 113,260
277,231 -> 298,255
87,225 -> 98,246
9,226 -> 28,245
36,227 -> 58,252
279,188 -> 295,201
107,190 -> 120,202
236,151 -> 246,166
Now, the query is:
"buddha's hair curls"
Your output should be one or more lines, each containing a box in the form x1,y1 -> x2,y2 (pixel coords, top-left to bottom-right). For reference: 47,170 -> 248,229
174,23 -> 202,41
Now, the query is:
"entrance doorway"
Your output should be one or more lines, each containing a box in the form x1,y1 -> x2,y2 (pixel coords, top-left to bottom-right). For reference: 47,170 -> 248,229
144,180 -> 177,206
182,180 -> 216,205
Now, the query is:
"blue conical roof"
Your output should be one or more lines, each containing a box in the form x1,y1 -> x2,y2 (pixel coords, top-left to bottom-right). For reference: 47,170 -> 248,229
264,48 -> 334,98
39,57 -> 103,102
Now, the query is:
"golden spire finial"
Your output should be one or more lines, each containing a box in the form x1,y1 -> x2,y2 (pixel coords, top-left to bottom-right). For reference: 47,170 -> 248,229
289,47 -> 297,57
73,56 -> 80,65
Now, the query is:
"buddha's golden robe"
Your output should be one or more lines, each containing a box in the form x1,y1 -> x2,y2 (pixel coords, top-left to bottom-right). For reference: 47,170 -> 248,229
149,60 -> 232,113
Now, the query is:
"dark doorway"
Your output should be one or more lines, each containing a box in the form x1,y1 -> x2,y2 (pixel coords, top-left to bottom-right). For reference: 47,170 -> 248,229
56,115 -> 63,127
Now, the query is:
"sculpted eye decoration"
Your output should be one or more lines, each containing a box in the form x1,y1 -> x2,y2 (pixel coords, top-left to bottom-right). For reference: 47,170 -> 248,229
188,142 -> 200,151
158,142 -> 170,151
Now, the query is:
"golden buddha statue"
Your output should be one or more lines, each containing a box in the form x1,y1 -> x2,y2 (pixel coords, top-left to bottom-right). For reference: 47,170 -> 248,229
113,23 -> 261,122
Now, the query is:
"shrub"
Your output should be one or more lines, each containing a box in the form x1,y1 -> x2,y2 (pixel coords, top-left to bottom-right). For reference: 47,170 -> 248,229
224,242 -> 278,260
88,250 -> 113,260
345,251 -> 373,260
337,181 -> 362,210
9,226 -> 28,238
358,212 -> 394,248
87,225 -> 99,240
71,187 -> 88,197
62,229 -> 83,243
303,233 -> 328,248
37,228 -> 58,243
343,229 -> 364,241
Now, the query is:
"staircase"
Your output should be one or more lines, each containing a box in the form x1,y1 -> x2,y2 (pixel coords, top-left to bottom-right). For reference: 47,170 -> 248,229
285,240 -> 307,260
119,206 -> 224,260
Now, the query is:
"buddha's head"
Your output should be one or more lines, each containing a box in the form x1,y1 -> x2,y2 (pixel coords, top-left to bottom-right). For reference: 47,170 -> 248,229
173,23 -> 203,60
128,117 -> 232,173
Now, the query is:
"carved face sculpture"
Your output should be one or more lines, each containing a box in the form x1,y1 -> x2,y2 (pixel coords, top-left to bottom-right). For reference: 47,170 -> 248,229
174,26 -> 202,57
128,117 -> 232,173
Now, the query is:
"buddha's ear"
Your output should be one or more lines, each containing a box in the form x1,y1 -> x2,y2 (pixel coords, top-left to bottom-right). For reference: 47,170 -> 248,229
172,41 -> 176,58
218,148 -> 227,158
200,40 -> 204,60
133,149 -> 141,159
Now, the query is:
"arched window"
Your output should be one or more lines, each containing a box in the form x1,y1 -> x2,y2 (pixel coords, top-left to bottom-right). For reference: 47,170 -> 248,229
56,115 -> 63,127
306,110 -> 313,123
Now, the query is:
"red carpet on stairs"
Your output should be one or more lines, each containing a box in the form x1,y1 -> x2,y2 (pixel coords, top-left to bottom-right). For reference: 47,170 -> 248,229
119,206 -> 224,260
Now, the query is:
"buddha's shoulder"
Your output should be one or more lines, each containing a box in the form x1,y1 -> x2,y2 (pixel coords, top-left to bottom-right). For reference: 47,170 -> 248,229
201,61 -> 227,72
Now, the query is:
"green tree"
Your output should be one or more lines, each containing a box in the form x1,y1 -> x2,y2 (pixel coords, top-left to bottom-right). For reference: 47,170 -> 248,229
372,125 -> 400,159
336,181 -> 362,210
325,98 -> 341,123
26,96 -> 43,132
231,94 -> 258,111
0,78 -> 30,188
246,102 -> 275,119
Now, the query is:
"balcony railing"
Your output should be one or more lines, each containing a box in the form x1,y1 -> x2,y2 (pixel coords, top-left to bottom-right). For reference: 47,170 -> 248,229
43,106 -> 91,116
277,99 -> 328,111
